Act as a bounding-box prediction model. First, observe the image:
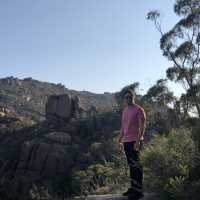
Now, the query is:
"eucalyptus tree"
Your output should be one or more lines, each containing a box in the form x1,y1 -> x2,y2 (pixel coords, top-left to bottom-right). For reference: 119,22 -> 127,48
147,0 -> 200,117
142,79 -> 175,106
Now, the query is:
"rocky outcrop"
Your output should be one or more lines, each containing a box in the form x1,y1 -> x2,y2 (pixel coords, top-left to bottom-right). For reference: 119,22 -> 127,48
0,106 -> 17,118
87,194 -> 128,200
0,106 -> 34,133
86,193 -> 153,200
44,131 -> 71,144
16,131 -> 73,180
0,108 -> 121,200
0,77 -> 120,200
45,94 -> 73,121
0,76 -> 117,122
45,94 -> 98,122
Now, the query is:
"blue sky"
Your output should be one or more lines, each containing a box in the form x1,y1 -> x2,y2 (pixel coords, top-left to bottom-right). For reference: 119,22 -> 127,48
0,0 -> 184,95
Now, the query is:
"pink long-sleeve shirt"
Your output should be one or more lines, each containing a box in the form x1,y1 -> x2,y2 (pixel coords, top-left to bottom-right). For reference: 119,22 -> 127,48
121,104 -> 146,143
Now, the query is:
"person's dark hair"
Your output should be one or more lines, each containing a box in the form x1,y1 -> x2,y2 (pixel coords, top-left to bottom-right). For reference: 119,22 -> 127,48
125,89 -> 135,98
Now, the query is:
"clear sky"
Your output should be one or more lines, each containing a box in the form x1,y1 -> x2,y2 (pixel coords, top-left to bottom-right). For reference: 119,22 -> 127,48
0,0 -> 184,95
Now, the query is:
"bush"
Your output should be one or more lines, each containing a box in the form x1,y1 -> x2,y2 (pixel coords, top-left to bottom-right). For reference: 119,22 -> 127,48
192,119 -> 200,150
71,162 -> 124,196
141,128 -> 196,200
29,184 -> 52,200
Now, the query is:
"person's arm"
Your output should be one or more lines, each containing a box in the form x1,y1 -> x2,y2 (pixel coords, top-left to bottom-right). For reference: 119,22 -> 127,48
118,128 -> 124,143
134,108 -> 146,150
118,110 -> 124,143
138,108 -> 146,140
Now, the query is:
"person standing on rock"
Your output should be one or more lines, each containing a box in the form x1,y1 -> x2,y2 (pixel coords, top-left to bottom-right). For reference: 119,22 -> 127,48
118,89 -> 146,200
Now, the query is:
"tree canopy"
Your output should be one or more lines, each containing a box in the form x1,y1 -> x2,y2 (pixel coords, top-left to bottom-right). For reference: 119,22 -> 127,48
147,0 -> 200,117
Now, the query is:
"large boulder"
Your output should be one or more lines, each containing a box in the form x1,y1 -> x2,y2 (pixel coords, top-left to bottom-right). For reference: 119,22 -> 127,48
45,94 -> 91,121
44,131 -> 71,145
45,94 -> 73,121
16,131 -> 73,180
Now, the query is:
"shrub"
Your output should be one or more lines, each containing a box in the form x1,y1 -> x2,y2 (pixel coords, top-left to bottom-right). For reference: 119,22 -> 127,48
141,128 -> 196,199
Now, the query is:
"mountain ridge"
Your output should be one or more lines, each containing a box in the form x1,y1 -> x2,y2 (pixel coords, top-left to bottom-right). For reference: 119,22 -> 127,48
0,76 -> 118,122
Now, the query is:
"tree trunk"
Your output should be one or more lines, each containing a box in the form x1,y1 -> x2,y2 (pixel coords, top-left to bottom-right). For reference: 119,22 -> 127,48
193,94 -> 200,118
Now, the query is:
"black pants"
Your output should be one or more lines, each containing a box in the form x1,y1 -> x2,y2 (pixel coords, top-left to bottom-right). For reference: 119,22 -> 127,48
123,141 -> 143,195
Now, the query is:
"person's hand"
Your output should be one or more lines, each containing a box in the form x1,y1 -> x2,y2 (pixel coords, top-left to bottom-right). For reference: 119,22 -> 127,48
134,140 -> 140,151
118,138 -> 123,151
118,134 -> 123,144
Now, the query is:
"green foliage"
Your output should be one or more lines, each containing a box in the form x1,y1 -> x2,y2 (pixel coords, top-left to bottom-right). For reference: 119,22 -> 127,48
29,184 -> 52,200
147,0 -> 200,117
141,128 -> 196,199
142,79 -> 175,106
146,10 -> 160,20
192,119 -> 200,149
164,176 -> 187,199
71,162 -> 128,197
174,0 -> 200,16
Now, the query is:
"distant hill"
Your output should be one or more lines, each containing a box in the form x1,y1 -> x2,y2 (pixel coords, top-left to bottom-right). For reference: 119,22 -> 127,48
0,76 -> 118,121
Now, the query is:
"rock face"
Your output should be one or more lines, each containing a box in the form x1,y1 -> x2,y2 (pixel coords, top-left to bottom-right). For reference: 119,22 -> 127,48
0,108 -> 121,200
45,94 -> 98,121
0,106 -> 17,118
87,194 -> 127,200
44,131 -> 71,145
0,106 -> 34,133
0,76 -> 118,122
45,94 -> 73,121
86,194 -> 152,200
16,132 -> 73,180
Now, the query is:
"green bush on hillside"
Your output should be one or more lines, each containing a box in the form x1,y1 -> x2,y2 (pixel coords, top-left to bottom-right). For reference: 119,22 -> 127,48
141,128 -> 196,199
71,162 -> 121,196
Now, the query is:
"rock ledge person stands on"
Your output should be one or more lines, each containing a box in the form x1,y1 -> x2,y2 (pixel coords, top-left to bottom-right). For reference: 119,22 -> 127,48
119,89 -> 146,200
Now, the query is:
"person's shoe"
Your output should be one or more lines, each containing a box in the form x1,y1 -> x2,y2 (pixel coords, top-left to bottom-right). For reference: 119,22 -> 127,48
122,188 -> 134,196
